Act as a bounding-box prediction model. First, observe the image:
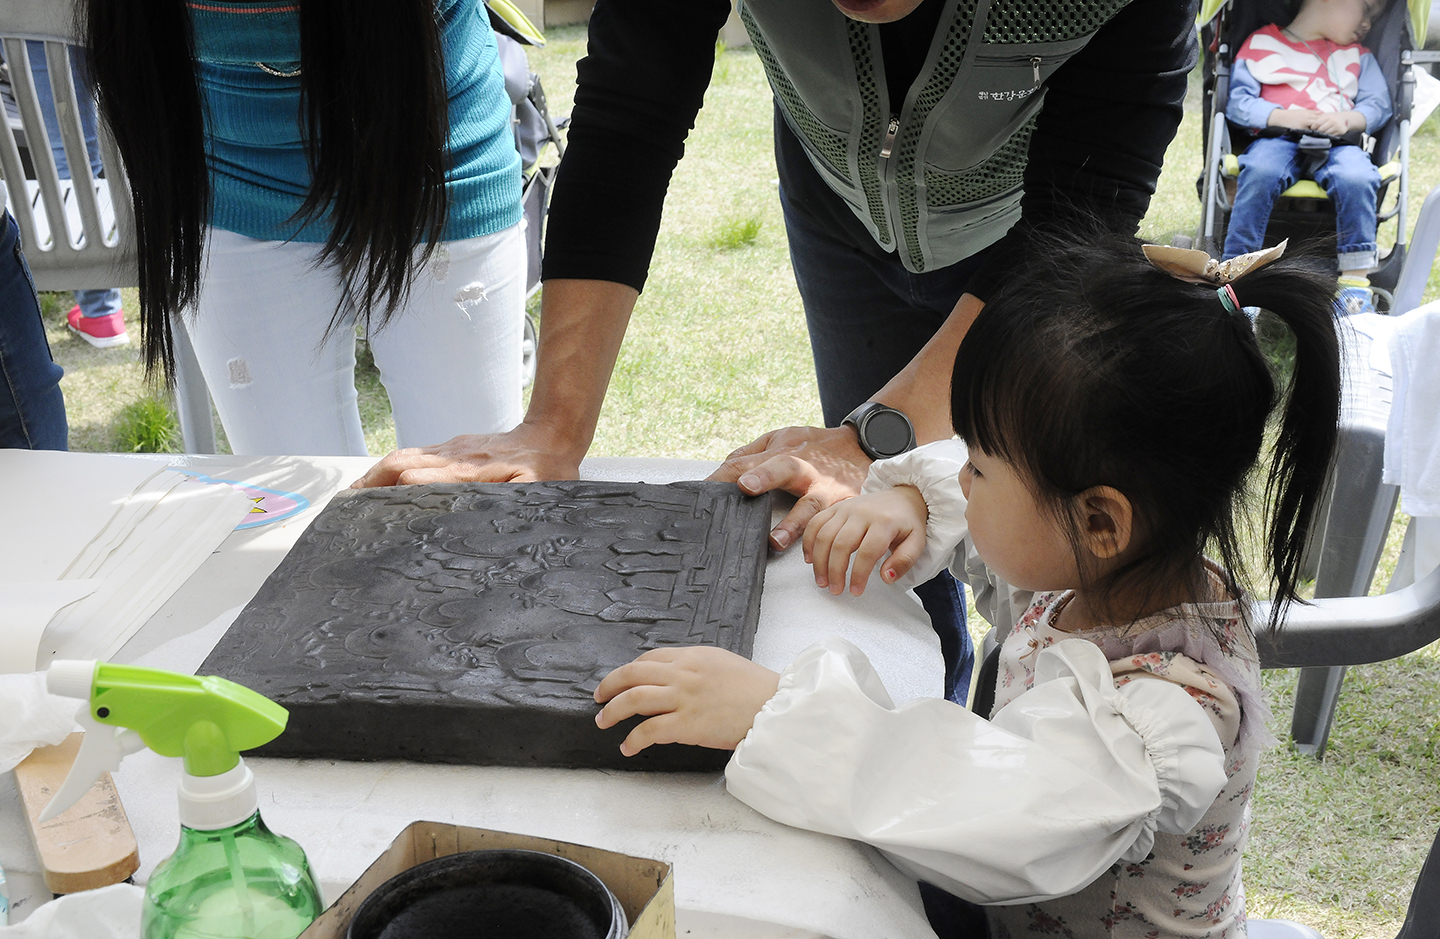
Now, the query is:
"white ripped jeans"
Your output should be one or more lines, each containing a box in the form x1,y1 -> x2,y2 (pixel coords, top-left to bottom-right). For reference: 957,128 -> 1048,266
182,224 -> 525,456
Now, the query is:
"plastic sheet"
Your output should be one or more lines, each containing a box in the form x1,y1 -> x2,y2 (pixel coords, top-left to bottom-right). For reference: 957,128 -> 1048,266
0,884 -> 141,939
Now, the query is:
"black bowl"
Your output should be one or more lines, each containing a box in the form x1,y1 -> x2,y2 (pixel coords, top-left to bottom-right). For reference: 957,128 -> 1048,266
346,848 -> 629,939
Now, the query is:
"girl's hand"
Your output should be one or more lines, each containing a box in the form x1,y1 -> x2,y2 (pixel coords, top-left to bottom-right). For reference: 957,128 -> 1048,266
802,485 -> 929,596
594,647 -> 780,756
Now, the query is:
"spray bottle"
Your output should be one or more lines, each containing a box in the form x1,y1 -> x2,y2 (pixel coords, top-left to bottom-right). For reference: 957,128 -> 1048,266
40,660 -> 323,939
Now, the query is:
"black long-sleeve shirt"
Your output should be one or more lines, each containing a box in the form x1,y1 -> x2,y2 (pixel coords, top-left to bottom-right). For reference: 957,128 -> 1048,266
541,0 -> 1200,302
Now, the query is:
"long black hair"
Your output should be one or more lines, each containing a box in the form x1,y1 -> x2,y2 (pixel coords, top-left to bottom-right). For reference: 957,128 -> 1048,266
951,235 -> 1341,634
78,0 -> 450,382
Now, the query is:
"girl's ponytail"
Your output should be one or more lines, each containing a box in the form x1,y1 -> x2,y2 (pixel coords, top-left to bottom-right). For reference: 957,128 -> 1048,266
1228,266 -> 1342,632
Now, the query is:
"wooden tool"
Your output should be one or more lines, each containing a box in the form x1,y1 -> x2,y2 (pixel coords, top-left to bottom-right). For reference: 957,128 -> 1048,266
14,733 -> 139,894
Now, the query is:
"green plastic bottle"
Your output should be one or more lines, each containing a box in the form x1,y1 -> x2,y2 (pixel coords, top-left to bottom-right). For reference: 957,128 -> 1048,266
40,660 -> 323,939
143,811 -> 320,939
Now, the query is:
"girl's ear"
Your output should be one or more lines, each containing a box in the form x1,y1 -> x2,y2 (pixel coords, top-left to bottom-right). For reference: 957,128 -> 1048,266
1074,486 -> 1134,560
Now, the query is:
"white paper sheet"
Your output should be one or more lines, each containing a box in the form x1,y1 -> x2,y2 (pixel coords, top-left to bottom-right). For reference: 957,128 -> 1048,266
0,451 -> 163,583
62,470 -> 190,581
0,581 -> 98,673
42,480 -> 253,664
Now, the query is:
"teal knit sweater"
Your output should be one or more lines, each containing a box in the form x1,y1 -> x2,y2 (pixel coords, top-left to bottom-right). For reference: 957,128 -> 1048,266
189,0 -> 522,243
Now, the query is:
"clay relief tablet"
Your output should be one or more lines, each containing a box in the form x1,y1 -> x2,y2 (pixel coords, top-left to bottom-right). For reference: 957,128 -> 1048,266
201,481 -> 770,770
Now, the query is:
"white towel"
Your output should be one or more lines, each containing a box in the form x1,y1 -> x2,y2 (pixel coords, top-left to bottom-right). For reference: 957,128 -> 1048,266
1383,301 -> 1440,517
0,673 -> 78,775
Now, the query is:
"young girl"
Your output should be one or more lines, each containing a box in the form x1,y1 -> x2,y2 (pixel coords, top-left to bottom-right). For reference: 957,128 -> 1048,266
594,237 -> 1341,936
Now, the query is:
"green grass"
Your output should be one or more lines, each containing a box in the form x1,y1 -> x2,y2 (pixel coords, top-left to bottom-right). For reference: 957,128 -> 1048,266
112,393 -> 181,453
41,32 -> 1440,936
708,215 -> 764,250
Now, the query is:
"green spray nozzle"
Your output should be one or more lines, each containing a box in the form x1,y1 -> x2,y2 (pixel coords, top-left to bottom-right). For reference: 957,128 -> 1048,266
89,662 -> 287,775
39,660 -> 288,824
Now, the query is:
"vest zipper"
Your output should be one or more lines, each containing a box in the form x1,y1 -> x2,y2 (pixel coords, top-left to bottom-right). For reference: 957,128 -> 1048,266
879,114 -> 900,160
1030,56 -> 1042,88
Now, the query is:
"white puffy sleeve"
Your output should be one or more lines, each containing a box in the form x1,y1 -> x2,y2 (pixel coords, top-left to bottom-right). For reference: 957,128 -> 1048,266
725,637 -> 1227,905
863,440 -> 1029,631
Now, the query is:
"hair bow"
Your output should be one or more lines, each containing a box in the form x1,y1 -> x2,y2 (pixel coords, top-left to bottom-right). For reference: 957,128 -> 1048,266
1141,239 -> 1287,286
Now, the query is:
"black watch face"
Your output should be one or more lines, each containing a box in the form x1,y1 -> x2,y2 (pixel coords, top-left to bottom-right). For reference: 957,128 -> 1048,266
864,410 -> 912,456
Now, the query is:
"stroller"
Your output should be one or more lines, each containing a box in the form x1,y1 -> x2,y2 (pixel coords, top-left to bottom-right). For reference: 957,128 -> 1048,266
488,0 -> 568,387
1195,0 -> 1436,309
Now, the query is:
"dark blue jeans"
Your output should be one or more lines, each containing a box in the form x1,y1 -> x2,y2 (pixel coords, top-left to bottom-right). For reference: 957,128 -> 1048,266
1223,137 -> 1380,271
27,40 -> 123,320
779,165 -> 984,706
0,208 -> 67,449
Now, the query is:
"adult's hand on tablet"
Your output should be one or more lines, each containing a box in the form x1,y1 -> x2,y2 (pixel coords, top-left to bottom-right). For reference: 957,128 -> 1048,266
351,421 -> 583,488
352,278 -> 642,489
709,425 -> 871,552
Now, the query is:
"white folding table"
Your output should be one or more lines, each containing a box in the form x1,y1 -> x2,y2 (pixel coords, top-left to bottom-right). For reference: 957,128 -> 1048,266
0,454 -> 946,939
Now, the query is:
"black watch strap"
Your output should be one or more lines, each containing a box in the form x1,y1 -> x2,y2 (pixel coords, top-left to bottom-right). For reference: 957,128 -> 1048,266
842,402 -> 917,461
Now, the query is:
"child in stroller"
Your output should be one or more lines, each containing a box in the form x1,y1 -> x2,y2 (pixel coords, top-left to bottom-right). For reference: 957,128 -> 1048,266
1223,0 -> 1392,313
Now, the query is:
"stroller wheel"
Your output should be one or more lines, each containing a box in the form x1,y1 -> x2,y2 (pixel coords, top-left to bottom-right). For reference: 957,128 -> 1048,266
522,312 -> 538,389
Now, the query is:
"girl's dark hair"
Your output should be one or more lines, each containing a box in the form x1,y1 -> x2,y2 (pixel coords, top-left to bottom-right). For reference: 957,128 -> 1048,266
951,235 -> 1341,634
79,0 -> 450,382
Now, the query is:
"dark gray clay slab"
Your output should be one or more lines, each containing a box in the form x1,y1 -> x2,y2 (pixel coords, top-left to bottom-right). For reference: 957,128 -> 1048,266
201,481 -> 771,771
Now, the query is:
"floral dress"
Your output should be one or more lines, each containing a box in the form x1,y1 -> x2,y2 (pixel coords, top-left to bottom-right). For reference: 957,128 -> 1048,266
987,586 -> 1273,939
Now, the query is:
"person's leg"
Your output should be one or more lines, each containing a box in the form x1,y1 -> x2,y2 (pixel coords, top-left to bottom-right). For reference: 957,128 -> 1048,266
366,225 -> 526,449
0,209 -> 67,450
74,289 -> 122,318
68,287 -> 127,348
1223,136 -> 1301,259
26,40 -> 70,180
29,42 -> 127,340
780,187 -> 986,427
780,170 -> 980,707
27,40 -> 104,179
183,229 -> 368,456
1314,145 -> 1380,275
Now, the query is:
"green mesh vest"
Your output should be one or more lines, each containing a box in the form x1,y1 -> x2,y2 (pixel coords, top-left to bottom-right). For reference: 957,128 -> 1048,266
742,0 -> 1134,273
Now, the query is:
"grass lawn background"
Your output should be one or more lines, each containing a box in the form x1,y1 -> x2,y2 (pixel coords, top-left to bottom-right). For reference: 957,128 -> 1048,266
37,30 -> 1440,937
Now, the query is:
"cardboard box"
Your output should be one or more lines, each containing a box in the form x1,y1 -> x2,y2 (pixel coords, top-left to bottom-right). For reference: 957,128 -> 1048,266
299,821 -> 675,939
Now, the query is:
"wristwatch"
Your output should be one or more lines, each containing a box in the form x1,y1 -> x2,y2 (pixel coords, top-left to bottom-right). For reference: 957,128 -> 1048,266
842,402 -> 916,461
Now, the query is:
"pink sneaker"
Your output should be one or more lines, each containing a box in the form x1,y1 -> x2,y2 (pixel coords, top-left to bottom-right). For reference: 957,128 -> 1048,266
67,305 -> 129,348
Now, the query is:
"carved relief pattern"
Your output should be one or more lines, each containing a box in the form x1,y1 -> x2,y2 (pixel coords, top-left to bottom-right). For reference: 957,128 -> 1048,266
206,482 -> 770,714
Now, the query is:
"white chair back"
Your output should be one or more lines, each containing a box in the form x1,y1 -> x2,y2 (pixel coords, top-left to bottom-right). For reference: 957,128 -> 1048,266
0,26 -> 135,290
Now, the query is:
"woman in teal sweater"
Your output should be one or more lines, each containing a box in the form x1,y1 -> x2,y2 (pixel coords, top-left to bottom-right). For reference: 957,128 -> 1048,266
81,0 -> 524,455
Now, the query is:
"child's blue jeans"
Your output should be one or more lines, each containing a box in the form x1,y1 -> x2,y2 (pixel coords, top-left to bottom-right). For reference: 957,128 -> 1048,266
1223,136 -> 1380,271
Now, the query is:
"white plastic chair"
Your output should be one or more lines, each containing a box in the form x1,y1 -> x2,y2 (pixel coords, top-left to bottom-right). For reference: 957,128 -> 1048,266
1289,183 -> 1440,758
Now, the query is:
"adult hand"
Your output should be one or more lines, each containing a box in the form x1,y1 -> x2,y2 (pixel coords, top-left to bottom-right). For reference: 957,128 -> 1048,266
709,425 -> 872,552
350,420 -> 583,487
351,278 -> 639,489
709,292 -> 983,551
594,647 -> 781,757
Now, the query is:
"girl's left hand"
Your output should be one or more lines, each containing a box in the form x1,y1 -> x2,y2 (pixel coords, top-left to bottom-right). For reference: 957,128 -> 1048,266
594,647 -> 781,756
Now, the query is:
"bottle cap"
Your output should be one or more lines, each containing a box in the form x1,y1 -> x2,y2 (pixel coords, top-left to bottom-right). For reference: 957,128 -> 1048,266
46,660 -> 96,700
179,760 -> 258,830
